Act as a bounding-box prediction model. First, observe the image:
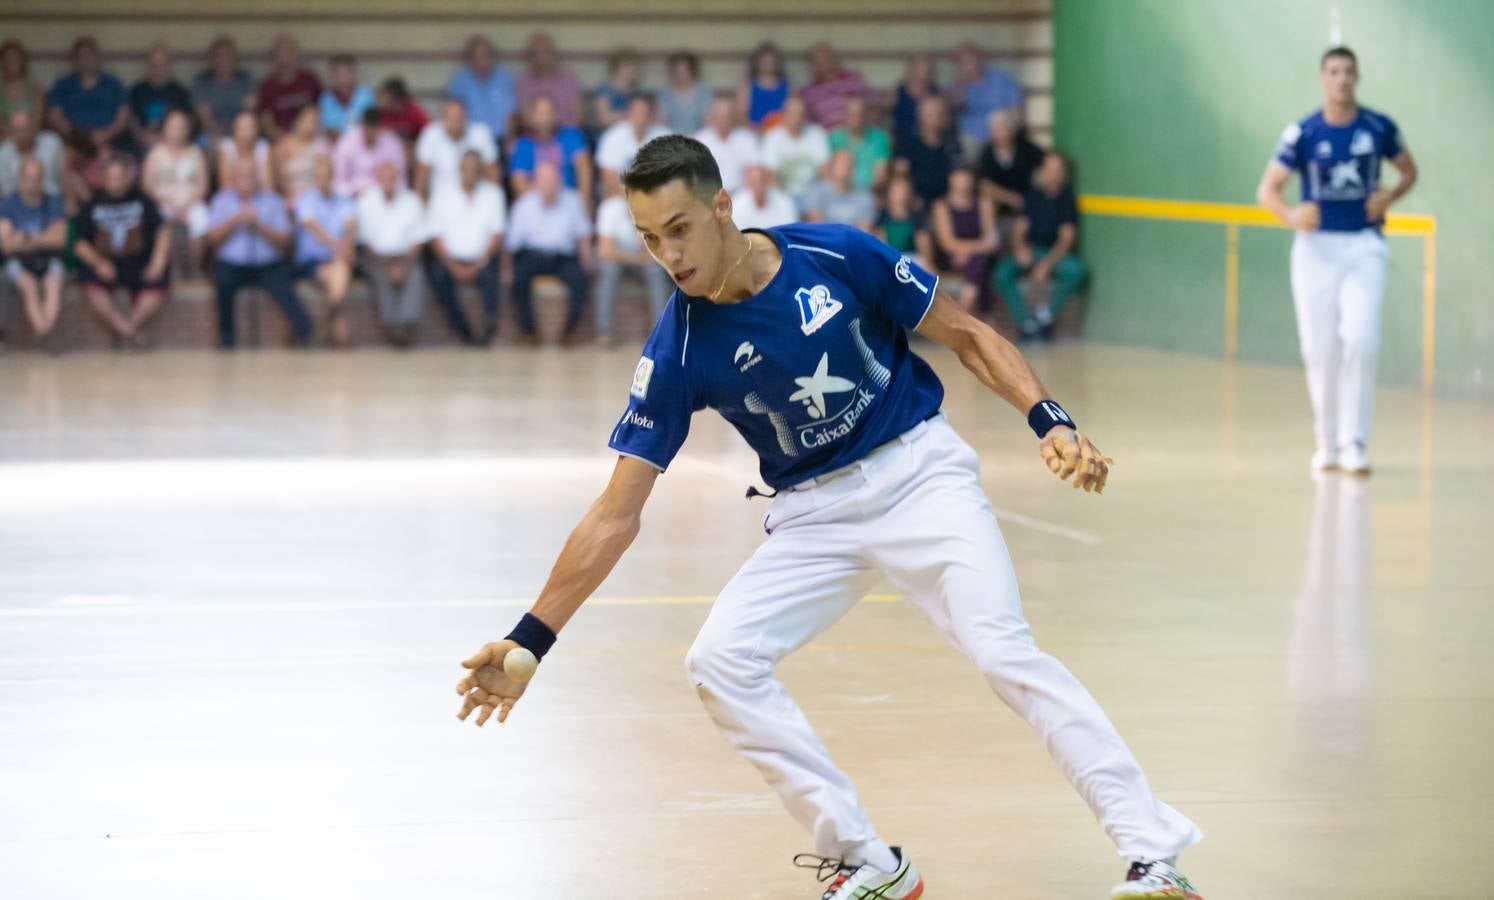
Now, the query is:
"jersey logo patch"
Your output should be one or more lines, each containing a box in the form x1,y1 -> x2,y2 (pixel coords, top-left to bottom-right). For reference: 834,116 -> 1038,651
734,341 -> 763,373
794,284 -> 844,336
1328,160 -> 1363,190
630,356 -> 654,399
1315,140 -> 1333,158
1350,129 -> 1374,155
789,352 -> 857,419
894,256 -> 929,293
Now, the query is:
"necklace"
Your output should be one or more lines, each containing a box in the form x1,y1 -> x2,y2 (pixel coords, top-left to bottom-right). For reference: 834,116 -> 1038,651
709,235 -> 755,301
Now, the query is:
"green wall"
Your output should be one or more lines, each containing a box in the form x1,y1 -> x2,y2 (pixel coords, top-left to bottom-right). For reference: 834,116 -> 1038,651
1053,0 -> 1493,402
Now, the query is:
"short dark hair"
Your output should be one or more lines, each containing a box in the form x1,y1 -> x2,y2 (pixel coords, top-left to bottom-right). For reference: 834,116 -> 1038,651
622,134 -> 722,202
627,90 -> 655,109
667,51 -> 701,79
1321,45 -> 1357,68
330,53 -> 356,69
361,106 -> 381,128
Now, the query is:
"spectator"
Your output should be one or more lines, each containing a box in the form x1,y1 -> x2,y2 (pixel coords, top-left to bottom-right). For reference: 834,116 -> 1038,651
141,109 -> 209,276
996,151 -> 1085,341
72,155 -> 172,349
0,109 -> 64,196
893,94 -> 960,211
800,43 -> 868,130
318,54 -> 374,139
595,92 -> 667,196
516,32 -> 582,129
952,41 -> 1023,160
592,48 -> 643,133
333,107 -> 405,197
1,41 -> 47,131
593,189 -> 668,346
509,93 -> 591,201
693,96 -> 759,193
292,156 -> 357,347
0,158 -> 68,350
45,37 -> 129,149
827,95 -> 890,192
737,41 -> 788,131
356,161 -> 426,347
60,129 -> 112,212
889,52 -> 939,151
930,167 -> 998,314
425,150 -> 505,346
272,105 -> 331,201
191,36 -> 255,145
801,149 -> 875,231
204,157 -> 310,348
414,97 -> 497,198
730,163 -> 796,231
875,172 -> 932,266
216,109 -> 271,195
505,162 -> 591,345
257,33 -> 321,141
976,108 -> 1045,219
659,52 -> 713,136
375,77 -> 430,146
128,42 -> 191,150
447,36 -> 516,141
759,95 -> 829,207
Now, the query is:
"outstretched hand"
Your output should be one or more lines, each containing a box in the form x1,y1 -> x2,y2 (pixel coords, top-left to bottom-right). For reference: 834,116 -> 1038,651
1038,427 -> 1113,493
456,639 -> 530,726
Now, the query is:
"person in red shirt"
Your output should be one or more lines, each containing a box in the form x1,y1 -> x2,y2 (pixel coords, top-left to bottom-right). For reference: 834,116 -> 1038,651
257,33 -> 321,141
800,42 -> 869,131
375,77 -> 430,145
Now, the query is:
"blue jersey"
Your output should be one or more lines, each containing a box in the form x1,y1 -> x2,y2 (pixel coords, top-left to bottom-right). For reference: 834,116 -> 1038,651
1273,107 -> 1404,232
609,223 -> 945,490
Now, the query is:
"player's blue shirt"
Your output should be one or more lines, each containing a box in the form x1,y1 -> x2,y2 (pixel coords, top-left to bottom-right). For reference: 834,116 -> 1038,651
1273,107 -> 1403,233
609,223 -> 944,490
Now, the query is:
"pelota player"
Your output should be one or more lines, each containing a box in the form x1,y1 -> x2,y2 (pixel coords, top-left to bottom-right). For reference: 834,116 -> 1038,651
456,135 -> 1203,899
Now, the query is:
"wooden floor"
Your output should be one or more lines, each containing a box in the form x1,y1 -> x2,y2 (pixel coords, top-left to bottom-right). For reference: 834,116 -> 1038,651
1,343 -> 1491,899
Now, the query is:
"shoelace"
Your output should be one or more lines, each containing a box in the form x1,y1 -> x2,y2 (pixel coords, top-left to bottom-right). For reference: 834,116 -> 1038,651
793,853 -> 858,892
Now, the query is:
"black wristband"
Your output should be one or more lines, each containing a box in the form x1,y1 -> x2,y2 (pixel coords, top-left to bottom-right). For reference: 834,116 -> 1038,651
1027,400 -> 1076,439
504,612 -> 558,660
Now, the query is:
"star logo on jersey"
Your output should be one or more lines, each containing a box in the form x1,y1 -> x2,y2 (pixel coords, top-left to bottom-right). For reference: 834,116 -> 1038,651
734,341 -> 763,373
1349,129 -> 1374,156
788,352 -> 857,419
793,284 -> 844,336
1328,159 -> 1363,190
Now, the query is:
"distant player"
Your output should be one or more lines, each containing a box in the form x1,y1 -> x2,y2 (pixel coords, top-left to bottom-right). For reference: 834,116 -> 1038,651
1257,46 -> 1417,475
456,135 -> 1203,899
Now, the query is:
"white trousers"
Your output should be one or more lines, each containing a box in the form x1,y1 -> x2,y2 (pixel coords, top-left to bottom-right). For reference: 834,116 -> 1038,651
685,417 -> 1202,861
1289,230 -> 1389,455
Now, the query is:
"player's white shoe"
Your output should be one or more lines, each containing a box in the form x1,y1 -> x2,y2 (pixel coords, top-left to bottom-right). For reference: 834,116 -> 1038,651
1110,859 -> 1203,899
1338,441 -> 1371,475
793,847 -> 924,899
1310,447 -> 1338,471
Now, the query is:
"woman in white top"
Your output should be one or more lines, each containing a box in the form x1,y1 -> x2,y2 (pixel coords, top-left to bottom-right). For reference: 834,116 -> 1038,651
142,109 -> 209,275
217,109 -> 271,192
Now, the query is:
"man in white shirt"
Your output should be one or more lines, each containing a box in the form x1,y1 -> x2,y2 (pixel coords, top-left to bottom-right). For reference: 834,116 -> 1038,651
692,96 -> 759,193
594,93 -> 667,196
414,97 -> 499,199
593,190 -> 669,346
730,164 -> 798,231
506,162 -> 592,346
356,161 -> 427,346
0,110 -> 65,197
801,149 -> 877,232
759,95 -> 830,206
426,150 -> 507,345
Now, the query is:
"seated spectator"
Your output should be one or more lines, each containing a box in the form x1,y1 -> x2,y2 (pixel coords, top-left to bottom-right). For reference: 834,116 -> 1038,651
659,51 -> 712,136
447,36 -> 516,141
191,36 -> 255,146
1,40 -> 47,130
257,33 -> 321,142
292,156 -> 357,347
61,129 -> 112,212
693,97 -> 759,194
760,95 -> 829,207
730,163 -> 797,231
128,42 -> 190,151
801,43 -> 868,130
930,167 -> 997,313
272,105 -> 331,201
875,173 -> 932,268
318,55 -> 373,140
828,95 -> 890,192
0,109 -> 64,196
414,97 -> 497,198
996,151 -> 1085,341
72,156 -> 172,349
894,94 -> 960,211
204,157 -> 310,348
376,78 -> 430,146
425,150 -> 505,346
0,158 -> 68,350
355,161 -> 426,347
801,150 -> 875,231
45,37 -> 129,150
592,48 -> 642,133
737,41 -> 788,131
509,93 -> 590,200
216,109 -> 271,194
516,32 -> 582,129
593,189 -> 668,346
333,108 -> 405,198
141,109 -> 209,276
976,108 -> 1045,220
595,93 -> 667,196
506,162 -> 591,345
889,52 -> 939,153
953,41 -> 1024,161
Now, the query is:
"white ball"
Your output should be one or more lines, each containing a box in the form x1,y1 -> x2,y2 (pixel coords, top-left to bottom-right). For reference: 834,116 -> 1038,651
503,647 -> 539,683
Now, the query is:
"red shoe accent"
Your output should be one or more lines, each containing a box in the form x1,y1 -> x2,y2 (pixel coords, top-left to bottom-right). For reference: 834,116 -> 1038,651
905,877 -> 925,899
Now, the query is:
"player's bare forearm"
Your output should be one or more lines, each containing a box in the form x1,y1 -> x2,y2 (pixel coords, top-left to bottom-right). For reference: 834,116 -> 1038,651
1385,150 -> 1418,203
1256,161 -> 1296,224
917,291 -> 1047,413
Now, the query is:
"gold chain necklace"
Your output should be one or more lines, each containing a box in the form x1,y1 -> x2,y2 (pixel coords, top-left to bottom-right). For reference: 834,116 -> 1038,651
708,235 -> 755,301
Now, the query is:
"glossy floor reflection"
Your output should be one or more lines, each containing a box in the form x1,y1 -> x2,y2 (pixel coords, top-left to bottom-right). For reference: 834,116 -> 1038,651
0,346 -> 1491,899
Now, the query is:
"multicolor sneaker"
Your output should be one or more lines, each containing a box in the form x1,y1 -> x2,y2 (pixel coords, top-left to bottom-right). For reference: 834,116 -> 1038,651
793,847 -> 924,899
1110,859 -> 1203,899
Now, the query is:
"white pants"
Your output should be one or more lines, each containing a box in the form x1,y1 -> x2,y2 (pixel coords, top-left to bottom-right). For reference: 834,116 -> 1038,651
1289,230 -> 1389,455
685,417 -> 1202,861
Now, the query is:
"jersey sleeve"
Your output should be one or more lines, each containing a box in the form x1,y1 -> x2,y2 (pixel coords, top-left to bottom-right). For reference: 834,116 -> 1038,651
607,300 -> 698,472
838,225 -> 939,331
1378,114 -> 1405,158
1273,120 -> 1304,170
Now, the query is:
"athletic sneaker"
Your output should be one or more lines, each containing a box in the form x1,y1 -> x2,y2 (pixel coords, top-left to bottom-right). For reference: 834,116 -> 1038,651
1110,859 -> 1203,899
793,847 -> 924,899
1338,441 -> 1371,476
1310,447 -> 1338,471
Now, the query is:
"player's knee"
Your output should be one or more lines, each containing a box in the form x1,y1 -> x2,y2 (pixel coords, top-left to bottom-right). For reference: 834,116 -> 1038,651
684,635 -> 760,691
1340,331 -> 1380,358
